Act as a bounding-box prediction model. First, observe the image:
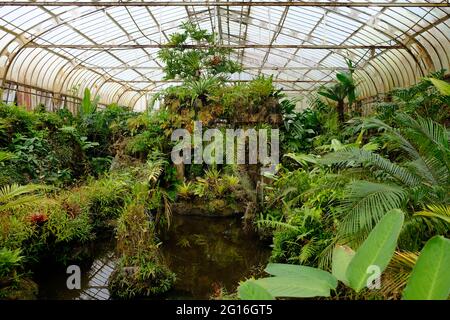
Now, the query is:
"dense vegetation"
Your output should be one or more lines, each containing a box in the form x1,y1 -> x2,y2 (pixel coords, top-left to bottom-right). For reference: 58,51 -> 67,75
0,22 -> 448,300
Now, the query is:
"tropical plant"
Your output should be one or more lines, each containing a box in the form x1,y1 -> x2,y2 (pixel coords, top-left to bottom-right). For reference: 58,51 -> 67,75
376,70 -> 449,124
239,210 -> 450,300
186,76 -> 221,117
414,204 -> 450,224
177,181 -> 193,199
157,21 -> 241,81
0,247 -> 23,278
402,235 -> 450,299
280,106 -> 320,153
320,113 -> 449,248
318,59 -> 357,125
0,184 -> 50,213
0,151 -> 14,163
80,88 -> 100,116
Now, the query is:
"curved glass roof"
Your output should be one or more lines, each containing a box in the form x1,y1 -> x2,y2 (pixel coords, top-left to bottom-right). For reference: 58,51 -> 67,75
0,1 -> 449,110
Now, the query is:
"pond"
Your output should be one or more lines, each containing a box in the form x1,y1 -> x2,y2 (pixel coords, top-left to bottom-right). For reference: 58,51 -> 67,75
35,214 -> 271,300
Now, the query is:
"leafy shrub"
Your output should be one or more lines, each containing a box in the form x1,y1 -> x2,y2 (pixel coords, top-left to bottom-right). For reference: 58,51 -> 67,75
0,248 -> 24,278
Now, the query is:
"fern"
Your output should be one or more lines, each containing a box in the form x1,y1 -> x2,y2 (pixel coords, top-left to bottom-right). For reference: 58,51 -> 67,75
297,238 -> 320,264
256,217 -> 301,232
0,151 -> 15,163
0,184 -> 50,212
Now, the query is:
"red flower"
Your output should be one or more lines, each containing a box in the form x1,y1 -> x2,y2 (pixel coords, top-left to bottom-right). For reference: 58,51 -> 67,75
29,212 -> 48,224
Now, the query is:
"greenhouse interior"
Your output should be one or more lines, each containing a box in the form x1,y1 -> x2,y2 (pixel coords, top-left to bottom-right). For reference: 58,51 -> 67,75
0,0 -> 449,302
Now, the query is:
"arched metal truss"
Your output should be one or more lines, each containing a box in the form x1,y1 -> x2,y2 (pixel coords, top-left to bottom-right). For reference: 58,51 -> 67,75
0,1 -> 448,111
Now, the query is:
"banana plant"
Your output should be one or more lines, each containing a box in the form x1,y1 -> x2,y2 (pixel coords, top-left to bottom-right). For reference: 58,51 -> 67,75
80,88 -> 100,116
239,209 -> 450,300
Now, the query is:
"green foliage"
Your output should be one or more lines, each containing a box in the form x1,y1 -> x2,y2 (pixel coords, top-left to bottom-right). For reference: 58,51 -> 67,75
346,209 -> 404,292
376,70 -> 449,124
258,168 -> 345,267
0,247 -> 23,278
0,184 -> 49,213
80,88 -> 99,116
241,209 -> 410,299
238,280 -> 275,300
318,58 -> 357,124
280,106 -> 320,153
158,21 -> 241,81
402,236 -> 450,300
239,263 -> 337,299
425,77 -> 450,96
414,204 -> 450,224
109,203 -> 175,299
43,205 -> 93,244
331,245 -> 355,286
320,113 -> 449,247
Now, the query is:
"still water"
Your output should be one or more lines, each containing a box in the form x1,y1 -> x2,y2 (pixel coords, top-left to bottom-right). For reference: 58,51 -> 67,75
36,215 -> 271,300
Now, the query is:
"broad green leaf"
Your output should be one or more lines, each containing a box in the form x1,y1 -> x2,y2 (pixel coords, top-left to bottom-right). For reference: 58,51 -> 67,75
265,263 -> 337,289
238,280 -> 275,300
402,236 -> 450,300
347,209 -> 404,292
254,276 -> 332,298
332,245 -> 355,286
426,77 -> 450,96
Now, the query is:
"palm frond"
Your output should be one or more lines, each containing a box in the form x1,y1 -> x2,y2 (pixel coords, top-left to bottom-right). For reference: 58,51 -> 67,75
321,147 -> 420,187
415,204 -> 450,224
338,181 -> 407,236
0,183 -> 51,212
381,250 -> 418,297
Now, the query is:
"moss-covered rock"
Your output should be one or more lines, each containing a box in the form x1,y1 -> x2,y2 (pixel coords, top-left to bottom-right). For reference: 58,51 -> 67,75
0,277 -> 38,300
109,202 -> 175,299
108,257 -> 175,299
172,199 -> 242,217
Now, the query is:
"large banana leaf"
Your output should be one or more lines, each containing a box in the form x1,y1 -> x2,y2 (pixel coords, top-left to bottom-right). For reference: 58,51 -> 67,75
252,276 -> 333,298
402,236 -> 450,300
332,245 -> 355,286
346,209 -> 404,292
265,263 -> 337,289
238,280 -> 275,300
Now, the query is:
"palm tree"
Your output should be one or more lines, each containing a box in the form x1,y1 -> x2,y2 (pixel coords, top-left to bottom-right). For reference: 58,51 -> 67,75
318,59 -> 356,125
320,113 -> 449,248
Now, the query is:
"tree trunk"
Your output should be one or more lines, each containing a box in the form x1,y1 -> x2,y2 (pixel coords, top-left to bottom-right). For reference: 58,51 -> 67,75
337,100 -> 345,125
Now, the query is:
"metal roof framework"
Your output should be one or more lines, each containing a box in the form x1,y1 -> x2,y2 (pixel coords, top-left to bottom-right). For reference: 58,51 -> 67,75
0,1 -> 448,110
